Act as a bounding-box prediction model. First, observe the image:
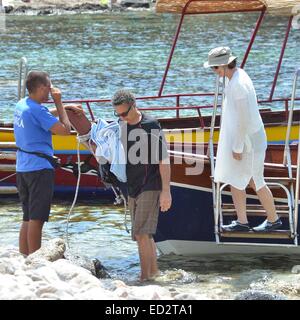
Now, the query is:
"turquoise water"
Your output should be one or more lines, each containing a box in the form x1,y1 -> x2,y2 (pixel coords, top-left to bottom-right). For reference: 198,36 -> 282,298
1,197 -> 300,299
0,11 -> 299,122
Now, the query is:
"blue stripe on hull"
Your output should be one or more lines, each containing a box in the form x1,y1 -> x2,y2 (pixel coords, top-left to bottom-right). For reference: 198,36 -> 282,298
54,150 -> 92,155
0,182 -> 114,200
155,186 -> 215,243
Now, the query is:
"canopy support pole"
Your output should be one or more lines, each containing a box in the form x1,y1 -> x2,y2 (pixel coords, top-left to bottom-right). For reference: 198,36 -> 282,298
241,9 -> 266,69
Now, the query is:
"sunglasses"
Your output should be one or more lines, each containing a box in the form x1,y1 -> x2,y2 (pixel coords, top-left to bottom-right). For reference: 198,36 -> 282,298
211,66 -> 219,70
114,103 -> 134,118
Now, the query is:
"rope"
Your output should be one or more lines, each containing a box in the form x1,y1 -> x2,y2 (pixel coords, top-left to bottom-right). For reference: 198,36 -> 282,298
111,186 -> 130,234
0,172 -> 16,183
63,133 -> 130,249
65,135 -> 82,249
77,131 -> 91,144
65,129 -> 131,247
121,192 -> 130,234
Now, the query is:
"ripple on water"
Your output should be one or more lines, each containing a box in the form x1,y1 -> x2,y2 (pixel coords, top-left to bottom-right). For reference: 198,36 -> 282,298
1,12 -> 299,122
1,199 -> 300,299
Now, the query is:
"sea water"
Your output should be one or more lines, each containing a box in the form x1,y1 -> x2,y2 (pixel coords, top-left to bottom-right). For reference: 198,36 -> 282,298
1,10 -> 300,300
0,11 -> 299,122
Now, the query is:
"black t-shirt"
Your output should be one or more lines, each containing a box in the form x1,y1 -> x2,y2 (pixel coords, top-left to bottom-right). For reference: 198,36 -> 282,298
120,113 -> 168,198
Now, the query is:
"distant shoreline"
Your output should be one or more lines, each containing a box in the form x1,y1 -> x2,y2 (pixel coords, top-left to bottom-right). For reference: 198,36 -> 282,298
1,1 -> 154,16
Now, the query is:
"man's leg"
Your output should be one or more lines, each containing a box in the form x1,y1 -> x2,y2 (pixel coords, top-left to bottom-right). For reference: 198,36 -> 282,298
19,221 -> 29,256
26,169 -> 54,254
230,186 -> 248,224
27,219 -> 45,254
135,234 -> 154,281
16,172 -> 30,255
132,191 -> 161,281
149,237 -> 159,278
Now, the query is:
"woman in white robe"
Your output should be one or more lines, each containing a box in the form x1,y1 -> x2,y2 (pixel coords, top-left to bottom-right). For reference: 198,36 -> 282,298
204,46 -> 282,232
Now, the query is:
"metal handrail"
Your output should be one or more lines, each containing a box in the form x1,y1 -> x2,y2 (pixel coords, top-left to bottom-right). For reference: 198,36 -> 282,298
295,126 -> 300,240
219,181 -> 296,244
281,70 -> 299,216
18,57 -> 28,101
208,74 -> 226,244
283,69 -> 300,166
209,76 -> 220,241
292,69 -> 300,238
264,182 -> 295,242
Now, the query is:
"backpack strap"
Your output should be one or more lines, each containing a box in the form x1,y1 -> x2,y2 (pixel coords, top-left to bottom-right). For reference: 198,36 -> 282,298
17,147 -> 61,169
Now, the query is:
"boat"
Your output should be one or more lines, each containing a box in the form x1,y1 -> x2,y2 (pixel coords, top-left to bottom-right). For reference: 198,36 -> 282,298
154,0 -> 300,256
1,109 -> 299,196
1,1 -> 300,196
0,0 -> 299,255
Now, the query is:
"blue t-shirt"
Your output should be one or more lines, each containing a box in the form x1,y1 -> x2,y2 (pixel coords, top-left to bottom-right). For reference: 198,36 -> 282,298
14,97 -> 59,172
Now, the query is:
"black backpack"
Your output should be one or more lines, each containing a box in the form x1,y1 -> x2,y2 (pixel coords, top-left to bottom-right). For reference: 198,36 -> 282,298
97,160 -> 128,199
98,162 -> 120,185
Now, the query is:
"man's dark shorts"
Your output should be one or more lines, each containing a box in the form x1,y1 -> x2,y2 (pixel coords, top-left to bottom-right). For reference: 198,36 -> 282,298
16,169 -> 54,222
128,190 -> 160,241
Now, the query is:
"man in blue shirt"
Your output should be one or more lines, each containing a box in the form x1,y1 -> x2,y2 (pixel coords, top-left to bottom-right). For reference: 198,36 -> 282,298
14,70 -> 73,256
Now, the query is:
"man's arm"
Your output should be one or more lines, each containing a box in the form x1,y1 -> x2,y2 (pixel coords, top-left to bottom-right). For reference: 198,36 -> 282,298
49,104 -> 84,117
49,108 -> 58,117
159,160 -> 172,212
49,87 -> 71,135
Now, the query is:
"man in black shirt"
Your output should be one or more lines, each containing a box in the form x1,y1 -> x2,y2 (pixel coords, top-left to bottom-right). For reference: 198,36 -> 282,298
112,89 -> 172,282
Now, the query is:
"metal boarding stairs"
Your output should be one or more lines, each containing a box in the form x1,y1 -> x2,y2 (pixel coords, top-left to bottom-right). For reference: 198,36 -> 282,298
208,68 -> 300,247
0,58 -> 28,195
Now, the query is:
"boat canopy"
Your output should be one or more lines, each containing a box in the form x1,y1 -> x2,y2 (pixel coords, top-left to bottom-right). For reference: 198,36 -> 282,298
155,0 -> 299,16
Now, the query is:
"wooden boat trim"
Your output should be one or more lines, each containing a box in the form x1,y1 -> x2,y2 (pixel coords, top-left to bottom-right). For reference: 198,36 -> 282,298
220,230 -> 293,239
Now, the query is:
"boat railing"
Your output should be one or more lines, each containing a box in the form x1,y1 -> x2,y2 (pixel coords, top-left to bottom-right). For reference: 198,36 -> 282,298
45,94 -> 300,123
207,74 -> 225,244
291,69 -> 300,237
295,148 -> 300,238
46,92 -> 219,123
284,69 -> 300,166
18,57 -> 28,101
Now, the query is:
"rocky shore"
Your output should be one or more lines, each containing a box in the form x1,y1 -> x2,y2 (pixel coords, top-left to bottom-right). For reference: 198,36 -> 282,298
0,238 -> 205,300
1,0 -> 154,15
2,238 -> 300,300
0,239 -> 300,300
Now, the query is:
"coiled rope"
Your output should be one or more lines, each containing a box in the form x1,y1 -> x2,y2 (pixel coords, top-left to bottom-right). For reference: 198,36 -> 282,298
65,131 -> 129,248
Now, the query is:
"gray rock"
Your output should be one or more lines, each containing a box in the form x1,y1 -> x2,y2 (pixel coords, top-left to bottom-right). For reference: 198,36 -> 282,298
174,293 -> 197,300
63,250 -> 110,279
37,8 -> 53,15
0,258 -> 17,275
26,238 -> 66,264
291,265 -> 300,274
4,5 -> 14,13
92,258 -> 110,279
235,289 -> 287,300
23,238 -> 109,279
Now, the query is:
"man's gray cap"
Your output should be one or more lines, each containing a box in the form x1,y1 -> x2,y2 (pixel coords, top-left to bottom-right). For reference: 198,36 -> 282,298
203,46 -> 237,68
